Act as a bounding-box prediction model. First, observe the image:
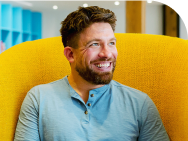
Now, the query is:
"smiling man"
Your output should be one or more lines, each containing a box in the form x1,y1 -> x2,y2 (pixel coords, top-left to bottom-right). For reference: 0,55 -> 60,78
14,6 -> 170,141
64,21 -> 117,103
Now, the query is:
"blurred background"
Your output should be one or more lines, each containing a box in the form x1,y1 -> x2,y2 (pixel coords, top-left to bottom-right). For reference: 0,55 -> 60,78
0,0 -> 188,51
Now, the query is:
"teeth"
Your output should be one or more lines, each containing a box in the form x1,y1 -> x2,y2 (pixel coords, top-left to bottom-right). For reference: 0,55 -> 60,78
95,63 -> 110,68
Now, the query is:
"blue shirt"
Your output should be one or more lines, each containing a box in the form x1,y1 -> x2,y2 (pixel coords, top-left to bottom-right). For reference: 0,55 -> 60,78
14,76 -> 169,141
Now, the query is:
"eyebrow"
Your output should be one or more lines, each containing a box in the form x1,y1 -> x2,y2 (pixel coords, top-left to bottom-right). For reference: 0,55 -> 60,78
86,37 -> 117,46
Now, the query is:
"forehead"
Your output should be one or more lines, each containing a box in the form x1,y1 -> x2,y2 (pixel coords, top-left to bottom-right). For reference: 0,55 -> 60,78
79,22 -> 115,44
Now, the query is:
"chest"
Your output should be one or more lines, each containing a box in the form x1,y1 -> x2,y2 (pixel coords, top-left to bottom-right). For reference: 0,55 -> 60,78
38,96 -> 140,141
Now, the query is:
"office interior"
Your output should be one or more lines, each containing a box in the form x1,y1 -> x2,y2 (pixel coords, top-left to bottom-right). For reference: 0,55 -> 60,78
0,1 -> 187,53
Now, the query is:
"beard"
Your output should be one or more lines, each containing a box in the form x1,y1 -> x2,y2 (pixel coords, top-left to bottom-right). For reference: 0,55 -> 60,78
75,58 -> 116,85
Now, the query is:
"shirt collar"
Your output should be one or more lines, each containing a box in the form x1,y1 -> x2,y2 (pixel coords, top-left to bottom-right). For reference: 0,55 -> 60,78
64,76 -> 110,98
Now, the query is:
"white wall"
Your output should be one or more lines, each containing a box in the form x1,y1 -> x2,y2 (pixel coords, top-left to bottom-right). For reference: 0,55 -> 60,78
146,4 -> 163,35
180,17 -> 188,39
113,7 -> 126,33
42,7 -> 126,39
42,3 -> 187,40
42,9 -> 72,39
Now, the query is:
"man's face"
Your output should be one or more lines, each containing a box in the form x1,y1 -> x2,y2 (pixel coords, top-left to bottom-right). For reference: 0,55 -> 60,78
73,22 -> 118,85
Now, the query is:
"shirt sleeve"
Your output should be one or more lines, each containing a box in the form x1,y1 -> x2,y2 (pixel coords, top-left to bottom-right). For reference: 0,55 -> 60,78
138,96 -> 170,141
14,91 -> 40,141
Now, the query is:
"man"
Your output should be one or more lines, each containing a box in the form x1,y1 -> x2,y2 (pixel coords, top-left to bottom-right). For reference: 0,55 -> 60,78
14,6 -> 170,141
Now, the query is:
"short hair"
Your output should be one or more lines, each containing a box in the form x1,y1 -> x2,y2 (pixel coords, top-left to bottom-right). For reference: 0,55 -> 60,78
60,6 -> 117,48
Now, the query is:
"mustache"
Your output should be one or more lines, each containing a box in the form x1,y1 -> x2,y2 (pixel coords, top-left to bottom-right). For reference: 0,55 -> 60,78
90,58 -> 116,63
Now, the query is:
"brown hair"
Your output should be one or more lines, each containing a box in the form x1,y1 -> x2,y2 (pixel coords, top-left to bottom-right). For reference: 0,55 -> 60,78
60,6 -> 117,48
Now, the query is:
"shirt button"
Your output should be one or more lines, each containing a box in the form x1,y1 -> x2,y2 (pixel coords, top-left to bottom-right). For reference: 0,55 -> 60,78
84,111 -> 88,114
91,94 -> 94,97
88,103 -> 91,106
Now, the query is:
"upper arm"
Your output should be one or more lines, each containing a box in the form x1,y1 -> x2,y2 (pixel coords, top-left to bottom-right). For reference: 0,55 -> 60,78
14,91 -> 40,141
138,96 -> 170,141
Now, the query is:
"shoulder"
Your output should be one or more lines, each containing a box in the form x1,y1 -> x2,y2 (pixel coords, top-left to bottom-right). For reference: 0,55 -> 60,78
109,80 -> 156,113
110,80 -> 148,101
31,76 -> 68,91
27,76 -> 69,100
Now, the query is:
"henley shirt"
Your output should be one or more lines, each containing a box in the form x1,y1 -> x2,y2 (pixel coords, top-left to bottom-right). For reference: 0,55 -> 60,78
14,76 -> 170,141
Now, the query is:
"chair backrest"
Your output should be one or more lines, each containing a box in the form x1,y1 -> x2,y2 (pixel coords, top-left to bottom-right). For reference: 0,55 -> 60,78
0,33 -> 188,141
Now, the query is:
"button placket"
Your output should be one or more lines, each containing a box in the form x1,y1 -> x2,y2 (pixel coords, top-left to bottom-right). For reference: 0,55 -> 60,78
91,94 -> 94,97
87,93 -> 94,108
84,110 -> 88,115
84,94 -> 93,117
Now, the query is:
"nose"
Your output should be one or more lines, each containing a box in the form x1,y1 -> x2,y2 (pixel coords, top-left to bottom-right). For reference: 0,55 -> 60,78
98,44 -> 112,58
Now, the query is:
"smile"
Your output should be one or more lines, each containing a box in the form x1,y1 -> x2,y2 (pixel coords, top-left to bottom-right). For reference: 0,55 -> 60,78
95,63 -> 110,68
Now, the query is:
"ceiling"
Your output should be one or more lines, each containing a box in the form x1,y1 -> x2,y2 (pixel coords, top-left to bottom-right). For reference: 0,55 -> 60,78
1,1 -> 163,12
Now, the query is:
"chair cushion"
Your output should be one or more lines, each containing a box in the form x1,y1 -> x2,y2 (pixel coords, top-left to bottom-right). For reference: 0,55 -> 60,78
0,33 -> 188,140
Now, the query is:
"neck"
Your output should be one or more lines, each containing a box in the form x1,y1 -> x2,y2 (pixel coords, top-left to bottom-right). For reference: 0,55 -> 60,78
67,72 -> 104,103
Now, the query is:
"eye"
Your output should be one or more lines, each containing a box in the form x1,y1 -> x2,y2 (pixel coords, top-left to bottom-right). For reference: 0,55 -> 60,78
90,43 -> 99,47
109,42 -> 115,45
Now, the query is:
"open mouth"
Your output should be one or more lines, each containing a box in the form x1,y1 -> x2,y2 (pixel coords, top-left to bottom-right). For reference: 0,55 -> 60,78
95,63 -> 111,68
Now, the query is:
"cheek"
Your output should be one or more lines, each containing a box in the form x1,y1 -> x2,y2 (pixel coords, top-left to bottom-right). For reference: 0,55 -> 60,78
80,50 -> 93,65
85,48 -> 98,61
112,48 -> 118,58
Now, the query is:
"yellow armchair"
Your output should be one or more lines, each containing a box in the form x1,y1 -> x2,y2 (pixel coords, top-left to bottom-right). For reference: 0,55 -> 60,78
0,33 -> 188,140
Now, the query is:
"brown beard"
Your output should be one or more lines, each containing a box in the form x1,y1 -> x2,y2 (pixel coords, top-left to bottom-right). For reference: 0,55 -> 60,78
75,58 -> 116,85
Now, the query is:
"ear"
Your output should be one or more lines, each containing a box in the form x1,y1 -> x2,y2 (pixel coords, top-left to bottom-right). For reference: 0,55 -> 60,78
64,47 -> 75,63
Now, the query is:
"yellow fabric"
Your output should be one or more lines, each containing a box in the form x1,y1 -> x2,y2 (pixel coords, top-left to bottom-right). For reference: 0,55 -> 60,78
0,33 -> 188,140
